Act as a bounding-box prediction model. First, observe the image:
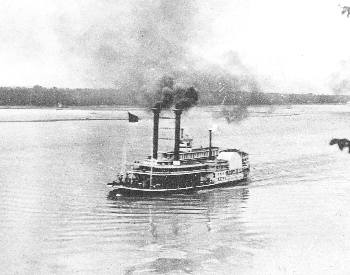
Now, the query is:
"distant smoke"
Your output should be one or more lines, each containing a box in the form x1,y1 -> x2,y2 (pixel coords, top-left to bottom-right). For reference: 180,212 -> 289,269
329,60 -> 350,94
56,0 -> 198,90
213,67 -> 262,123
332,79 -> 350,95
53,0 -> 262,112
221,106 -> 249,123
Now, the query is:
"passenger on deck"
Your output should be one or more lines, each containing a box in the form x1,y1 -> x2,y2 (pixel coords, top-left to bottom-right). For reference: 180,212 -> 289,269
125,173 -> 130,185
143,180 -> 150,189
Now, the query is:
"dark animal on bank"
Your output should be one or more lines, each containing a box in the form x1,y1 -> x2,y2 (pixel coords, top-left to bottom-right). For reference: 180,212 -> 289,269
341,6 -> 350,18
330,138 -> 350,153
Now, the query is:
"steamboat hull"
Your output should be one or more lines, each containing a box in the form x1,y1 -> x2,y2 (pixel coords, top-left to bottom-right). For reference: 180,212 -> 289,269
109,177 -> 247,197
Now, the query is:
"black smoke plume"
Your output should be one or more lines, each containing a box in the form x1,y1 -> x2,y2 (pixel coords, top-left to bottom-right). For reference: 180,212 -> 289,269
152,76 -> 199,110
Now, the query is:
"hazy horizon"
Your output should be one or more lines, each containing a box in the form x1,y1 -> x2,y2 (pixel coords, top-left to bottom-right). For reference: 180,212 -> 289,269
1,0 -> 350,95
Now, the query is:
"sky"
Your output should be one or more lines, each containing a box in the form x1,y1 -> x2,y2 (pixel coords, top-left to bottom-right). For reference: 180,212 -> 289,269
1,0 -> 350,94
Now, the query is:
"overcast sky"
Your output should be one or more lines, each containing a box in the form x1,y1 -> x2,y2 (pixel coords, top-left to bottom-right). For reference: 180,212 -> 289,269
1,0 -> 350,94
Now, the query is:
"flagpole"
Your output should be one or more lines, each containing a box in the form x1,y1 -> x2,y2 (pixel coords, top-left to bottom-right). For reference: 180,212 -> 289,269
121,132 -> 127,177
121,111 -> 139,178
150,157 -> 153,188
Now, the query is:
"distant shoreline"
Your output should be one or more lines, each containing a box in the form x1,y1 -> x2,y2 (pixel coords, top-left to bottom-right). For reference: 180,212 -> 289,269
0,105 -> 141,110
1,86 -> 350,107
0,118 -> 129,123
0,102 -> 348,110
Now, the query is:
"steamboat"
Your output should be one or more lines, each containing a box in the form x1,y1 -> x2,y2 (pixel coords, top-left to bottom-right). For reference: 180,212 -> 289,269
108,108 -> 250,196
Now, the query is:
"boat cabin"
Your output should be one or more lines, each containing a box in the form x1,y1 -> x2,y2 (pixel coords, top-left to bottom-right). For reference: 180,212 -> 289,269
158,146 -> 219,162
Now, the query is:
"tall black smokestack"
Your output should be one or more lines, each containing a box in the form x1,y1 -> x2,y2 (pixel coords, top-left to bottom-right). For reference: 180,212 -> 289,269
152,107 -> 161,159
173,109 -> 183,161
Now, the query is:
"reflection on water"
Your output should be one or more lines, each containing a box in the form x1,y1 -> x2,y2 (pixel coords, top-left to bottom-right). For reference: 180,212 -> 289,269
104,186 -> 265,274
1,106 -> 350,274
125,258 -> 195,274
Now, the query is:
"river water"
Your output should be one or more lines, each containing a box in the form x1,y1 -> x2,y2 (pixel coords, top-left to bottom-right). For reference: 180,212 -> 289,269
0,105 -> 349,275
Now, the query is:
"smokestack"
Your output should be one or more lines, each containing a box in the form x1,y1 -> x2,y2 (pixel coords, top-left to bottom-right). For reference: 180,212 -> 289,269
209,129 -> 212,160
173,109 -> 183,161
152,107 -> 161,159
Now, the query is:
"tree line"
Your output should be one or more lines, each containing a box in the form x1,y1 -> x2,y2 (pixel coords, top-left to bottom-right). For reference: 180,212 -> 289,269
0,86 -> 349,107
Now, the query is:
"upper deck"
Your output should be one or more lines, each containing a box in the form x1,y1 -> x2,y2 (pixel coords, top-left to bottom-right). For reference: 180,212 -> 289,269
130,153 -> 231,176
130,161 -> 209,176
158,146 -> 220,162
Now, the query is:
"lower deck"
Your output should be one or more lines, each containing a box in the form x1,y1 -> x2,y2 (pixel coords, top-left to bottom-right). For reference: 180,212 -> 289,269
108,167 -> 250,196
117,173 -> 202,190
108,176 -> 248,197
